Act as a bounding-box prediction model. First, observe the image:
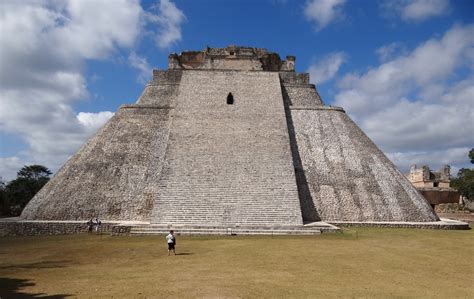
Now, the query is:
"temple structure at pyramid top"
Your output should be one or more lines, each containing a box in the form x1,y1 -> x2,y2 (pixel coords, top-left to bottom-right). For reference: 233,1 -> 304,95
20,45 -> 444,229
167,45 -> 296,71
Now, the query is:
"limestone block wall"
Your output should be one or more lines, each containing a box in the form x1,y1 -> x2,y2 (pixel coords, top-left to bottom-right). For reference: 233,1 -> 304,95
137,70 -> 182,106
279,72 -> 309,85
151,70 -> 303,226
181,58 -> 264,71
419,189 -> 460,205
281,78 -> 325,223
0,221 -> 118,237
21,106 -> 172,221
151,70 -> 183,85
281,84 -> 323,107
136,85 -> 179,106
290,107 -> 439,222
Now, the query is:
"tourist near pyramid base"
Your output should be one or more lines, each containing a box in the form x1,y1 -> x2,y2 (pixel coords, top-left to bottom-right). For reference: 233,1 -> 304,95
15,46 -> 468,235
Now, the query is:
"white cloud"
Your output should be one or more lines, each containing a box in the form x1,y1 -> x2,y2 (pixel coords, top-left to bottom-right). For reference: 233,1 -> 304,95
129,52 -> 153,84
77,112 -> 115,134
376,42 -> 407,62
336,24 -> 474,116
307,52 -> 346,84
402,0 -> 450,21
333,24 -> 474,172
387,147 -> 470,174
0,0 -> 185,180
382,0 -> 450,22
304,0 -> 346,31
0,157 -> 25,181
146,0 -> 186,48
54,0 -> 142,59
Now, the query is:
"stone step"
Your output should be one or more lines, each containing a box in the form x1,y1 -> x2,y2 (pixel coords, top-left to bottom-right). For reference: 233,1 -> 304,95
124,222 -> 340,236
133,226 -> 330,231
136,224 -> 333,229
130,228 -> 322,236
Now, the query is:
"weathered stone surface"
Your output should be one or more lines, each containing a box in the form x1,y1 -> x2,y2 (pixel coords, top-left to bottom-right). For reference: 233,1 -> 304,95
151,70 -> 302,226
406,165 -> 459,207
290,108 -> 439,222
0,220 -> 118,237
20,45 -> 440,228
279,72 -> 310,84
136,85 -> 179,106
329,219 -> 469,230
168,46 -> 294,71
21,106 -> 173,220
281,84 -> 323,107
151,69 -> 183,85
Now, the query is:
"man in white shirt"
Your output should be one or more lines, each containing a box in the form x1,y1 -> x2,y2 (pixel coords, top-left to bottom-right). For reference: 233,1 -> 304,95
166,230 -> 176,256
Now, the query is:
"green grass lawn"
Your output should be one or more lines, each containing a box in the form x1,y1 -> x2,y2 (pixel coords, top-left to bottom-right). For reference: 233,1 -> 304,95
0,228 -> 473,298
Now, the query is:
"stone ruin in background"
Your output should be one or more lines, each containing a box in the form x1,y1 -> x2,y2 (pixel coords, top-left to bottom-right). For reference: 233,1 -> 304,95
407,165 -> 461,211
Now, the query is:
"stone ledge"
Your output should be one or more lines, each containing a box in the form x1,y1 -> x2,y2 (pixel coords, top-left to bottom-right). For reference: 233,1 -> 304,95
290,106 -> 345,112
1,218 -> 468,236
146,82 -> 181,86
119,104 -> 174,110
113,222 -> 340,236
281,83 -> 317,88
154,68 -> 283,73
0,220 -> 149,237
328,218 -> 470,230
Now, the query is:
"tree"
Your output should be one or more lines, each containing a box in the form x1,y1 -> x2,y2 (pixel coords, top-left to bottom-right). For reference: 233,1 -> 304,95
17,165 -> 52,180
451,148 -> 474,201
3,165 -> 52,216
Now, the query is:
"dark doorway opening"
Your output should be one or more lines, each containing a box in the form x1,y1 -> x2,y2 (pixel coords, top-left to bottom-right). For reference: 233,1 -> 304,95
227,93 -> 234,105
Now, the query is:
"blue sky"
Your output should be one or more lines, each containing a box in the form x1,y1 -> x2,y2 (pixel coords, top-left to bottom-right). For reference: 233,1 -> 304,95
0,0 -> 473,180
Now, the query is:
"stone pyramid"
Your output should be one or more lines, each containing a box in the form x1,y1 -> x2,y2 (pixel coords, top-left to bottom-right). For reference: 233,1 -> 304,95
21,46 -> 439,225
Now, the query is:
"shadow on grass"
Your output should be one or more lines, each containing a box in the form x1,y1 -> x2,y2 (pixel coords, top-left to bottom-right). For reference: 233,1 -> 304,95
175,252 -> 193,256
0,260 -> 72,270
0,277 -> 72,298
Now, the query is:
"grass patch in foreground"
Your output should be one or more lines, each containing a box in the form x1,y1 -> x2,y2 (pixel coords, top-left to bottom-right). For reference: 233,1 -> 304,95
0,228 -> 473,298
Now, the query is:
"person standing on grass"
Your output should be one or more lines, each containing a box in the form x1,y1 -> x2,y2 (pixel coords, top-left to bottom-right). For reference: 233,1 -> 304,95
95,217 -> 102,233
166,230 -> 176,256
87,218 -> 94,232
